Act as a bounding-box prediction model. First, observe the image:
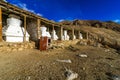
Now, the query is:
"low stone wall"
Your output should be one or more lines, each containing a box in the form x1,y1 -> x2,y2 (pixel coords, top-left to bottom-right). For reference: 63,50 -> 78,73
77,39 -> 102,48
0,42 -> 35,52
49,40 -> 80,49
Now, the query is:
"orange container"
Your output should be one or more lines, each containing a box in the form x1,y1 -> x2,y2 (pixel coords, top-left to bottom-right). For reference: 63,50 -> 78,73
39,37 -> 48,50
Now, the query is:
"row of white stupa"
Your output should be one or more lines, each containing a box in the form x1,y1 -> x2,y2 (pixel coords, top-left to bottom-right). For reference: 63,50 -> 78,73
2,17 -> 83,42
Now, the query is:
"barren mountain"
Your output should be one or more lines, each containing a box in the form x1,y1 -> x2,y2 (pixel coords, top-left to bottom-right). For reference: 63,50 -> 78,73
60,20 -> 120,50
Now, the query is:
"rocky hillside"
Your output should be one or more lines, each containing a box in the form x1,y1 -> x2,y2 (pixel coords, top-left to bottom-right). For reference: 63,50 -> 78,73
60,20 -> 120,50
60,20 -> 120,32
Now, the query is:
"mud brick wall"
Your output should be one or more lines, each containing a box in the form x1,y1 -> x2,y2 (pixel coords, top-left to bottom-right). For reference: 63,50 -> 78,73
74,31 -> 79,39
27,18 -> 38,42
0,8 -> 3,41
67,30 -> 72,40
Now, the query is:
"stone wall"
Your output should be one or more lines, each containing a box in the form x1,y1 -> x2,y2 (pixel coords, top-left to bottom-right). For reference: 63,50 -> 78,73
0,42 -> 35,52
27,18 -> 38,42
67,30 -> 72,40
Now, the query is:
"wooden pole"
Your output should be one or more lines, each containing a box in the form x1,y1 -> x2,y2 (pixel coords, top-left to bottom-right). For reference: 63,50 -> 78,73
23,15 -> 26,42
37,19 -> 40,39
78,31 -> 80,39
60,26 -> 63,40
0,7 -> 2,41
52,24 -> 54,40
86,32 -> 89,40
72,28 -> 74,40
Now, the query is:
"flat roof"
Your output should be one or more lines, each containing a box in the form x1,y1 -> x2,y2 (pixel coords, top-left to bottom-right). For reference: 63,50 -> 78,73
0,1 -> 60,26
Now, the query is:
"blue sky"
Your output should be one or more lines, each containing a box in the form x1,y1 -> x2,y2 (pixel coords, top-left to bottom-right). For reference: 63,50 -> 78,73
6,0 -> 120,22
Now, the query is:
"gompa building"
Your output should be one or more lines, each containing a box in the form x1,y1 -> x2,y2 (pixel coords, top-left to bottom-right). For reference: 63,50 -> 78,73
0,1 -> 84,47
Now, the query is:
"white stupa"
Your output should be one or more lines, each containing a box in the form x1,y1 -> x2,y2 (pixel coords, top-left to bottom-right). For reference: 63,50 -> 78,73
62,30 -> 70,40
79,32 -> 83,39
52,30 -> 58,40
40,26 -> 51,38
2,17 -> 30,42
73,35 -> 76,40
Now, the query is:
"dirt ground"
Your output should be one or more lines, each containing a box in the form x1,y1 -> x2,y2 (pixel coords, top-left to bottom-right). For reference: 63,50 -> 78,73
0,44 -> 120,80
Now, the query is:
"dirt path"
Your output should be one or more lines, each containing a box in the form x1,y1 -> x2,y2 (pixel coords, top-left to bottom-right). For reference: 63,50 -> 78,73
0,45 -> 120,80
